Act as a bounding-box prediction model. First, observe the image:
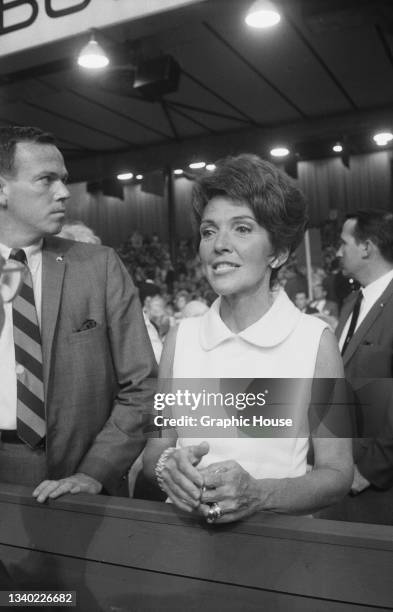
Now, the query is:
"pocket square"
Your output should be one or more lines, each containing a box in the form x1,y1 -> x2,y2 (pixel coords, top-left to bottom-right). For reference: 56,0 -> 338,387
77,319 -> 97,332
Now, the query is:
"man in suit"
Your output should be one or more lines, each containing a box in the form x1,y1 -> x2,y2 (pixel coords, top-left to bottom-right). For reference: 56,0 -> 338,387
325,209 -> 393,524
0,126 -> 156,503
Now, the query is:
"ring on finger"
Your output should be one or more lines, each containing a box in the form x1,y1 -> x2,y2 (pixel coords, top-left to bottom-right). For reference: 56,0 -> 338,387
206,502 -> 223,524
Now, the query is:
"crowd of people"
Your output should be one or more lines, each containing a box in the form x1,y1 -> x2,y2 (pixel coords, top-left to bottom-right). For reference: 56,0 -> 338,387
0,125 -> 392,541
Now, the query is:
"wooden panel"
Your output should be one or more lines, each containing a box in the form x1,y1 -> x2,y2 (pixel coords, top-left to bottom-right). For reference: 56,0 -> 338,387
1,548 -> 388,612
0,484 -> 393,611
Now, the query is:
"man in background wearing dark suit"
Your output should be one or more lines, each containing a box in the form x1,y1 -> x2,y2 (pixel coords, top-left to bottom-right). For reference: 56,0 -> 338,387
0,126 -> 156,503
325,210 -> 393,524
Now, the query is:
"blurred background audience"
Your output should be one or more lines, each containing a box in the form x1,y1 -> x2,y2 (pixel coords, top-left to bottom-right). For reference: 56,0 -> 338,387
114,228 -> 356,360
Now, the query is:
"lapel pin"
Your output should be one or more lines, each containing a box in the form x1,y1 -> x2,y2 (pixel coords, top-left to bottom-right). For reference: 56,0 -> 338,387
56,256 -> 64,262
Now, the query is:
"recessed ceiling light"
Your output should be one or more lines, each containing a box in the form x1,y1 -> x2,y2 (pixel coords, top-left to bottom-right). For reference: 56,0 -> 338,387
270,147 -> 290,158
174,169 -> 183,175
117,172 -> 133,181
189,161 -> 206,169
245,0 -> 281,28
333,143 -> 343,153
373,132 -> 393,146
206,164 -> 216,171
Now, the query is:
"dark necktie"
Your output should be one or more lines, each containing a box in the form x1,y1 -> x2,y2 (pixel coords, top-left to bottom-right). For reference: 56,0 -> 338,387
341,291 -> 363,356
10,249 -> 46,448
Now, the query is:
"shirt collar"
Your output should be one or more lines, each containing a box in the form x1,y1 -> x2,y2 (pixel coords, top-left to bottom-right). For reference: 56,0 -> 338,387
0,239 -> 43,260
200,288 -> 302,350
362,268 -> 393,304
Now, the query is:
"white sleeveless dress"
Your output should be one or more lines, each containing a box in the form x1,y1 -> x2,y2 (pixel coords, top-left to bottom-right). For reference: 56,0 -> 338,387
172,289 -> 327,480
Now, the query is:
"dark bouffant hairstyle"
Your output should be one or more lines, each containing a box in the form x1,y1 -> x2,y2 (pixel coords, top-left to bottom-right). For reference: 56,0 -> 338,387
0,126 -> 56,176
192,154 -> 308,259
347,209 -> 393,263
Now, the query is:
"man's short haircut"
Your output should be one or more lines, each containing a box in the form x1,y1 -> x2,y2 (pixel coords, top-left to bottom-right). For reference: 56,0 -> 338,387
346,209 -> 393,263
192,153 -> 308,257
138,281 -> 161,305
0,126 -> 56,176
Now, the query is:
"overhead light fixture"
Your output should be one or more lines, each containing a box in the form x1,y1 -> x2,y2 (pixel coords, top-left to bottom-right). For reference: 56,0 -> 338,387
206,164 -> 216,171
136,174 -> 143,180
189,161 -> 206,169
373,131 -> 393,147
174,169 -> 183,175
270,147 -> 290,158
245,0 -> 281,28
117,172 -> 133,181
77,32 -> 109,69
333,143 -> 343,153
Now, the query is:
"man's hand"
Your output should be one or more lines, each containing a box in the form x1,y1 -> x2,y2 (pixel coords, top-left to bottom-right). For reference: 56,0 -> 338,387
33,472 -> 102,503
351,465 -> 370,495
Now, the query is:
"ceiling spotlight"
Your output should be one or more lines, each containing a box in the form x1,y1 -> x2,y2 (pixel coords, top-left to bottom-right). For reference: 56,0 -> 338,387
270,147 -> 290,158
77,32 -> 109,69
332,143 -> 343,153
174,169 -> 183,175
245,0 -> 281,28
136,174 -> 143,180
117,172 -> 133,181
206,164 -> 216,171
373,132 -> 393,147
189,161 -> 206,169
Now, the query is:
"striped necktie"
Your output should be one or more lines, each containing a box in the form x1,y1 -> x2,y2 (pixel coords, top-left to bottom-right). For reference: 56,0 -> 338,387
10,249 -> 46,448
341,291 -> 363,356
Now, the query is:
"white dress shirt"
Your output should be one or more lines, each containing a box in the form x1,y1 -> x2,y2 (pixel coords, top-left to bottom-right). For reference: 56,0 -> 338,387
0,241 -> 43,429
338,269 -> 393,351
310,298 -> 326,313
143,311 -> 162,364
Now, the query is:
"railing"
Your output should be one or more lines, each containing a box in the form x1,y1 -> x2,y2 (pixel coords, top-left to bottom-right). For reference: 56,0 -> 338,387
0,483 -> 392,611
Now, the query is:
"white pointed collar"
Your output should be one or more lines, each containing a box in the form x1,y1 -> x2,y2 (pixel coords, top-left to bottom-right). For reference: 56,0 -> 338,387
200,288 -> 302,350
0,239 -> 43,261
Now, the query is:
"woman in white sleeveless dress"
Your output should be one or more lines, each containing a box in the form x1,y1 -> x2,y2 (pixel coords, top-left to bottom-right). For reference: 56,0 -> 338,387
144,155 -> 353,524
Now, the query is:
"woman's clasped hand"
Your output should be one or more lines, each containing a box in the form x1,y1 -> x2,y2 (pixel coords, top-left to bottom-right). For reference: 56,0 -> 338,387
157,442 -> 271,524
156,442 -> 208,513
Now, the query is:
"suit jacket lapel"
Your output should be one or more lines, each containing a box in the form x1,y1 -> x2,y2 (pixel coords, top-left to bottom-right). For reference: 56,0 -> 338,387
41,237 -> 66,398
341,279 -> 393,366
335,293 -> 357,340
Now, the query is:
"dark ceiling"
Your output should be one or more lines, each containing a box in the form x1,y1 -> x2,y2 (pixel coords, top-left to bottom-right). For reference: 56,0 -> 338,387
0,0 -> 393,181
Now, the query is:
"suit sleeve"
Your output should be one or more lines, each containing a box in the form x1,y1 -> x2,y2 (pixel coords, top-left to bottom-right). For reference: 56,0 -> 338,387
356,385 -> 393,489
77,249 -> 157,493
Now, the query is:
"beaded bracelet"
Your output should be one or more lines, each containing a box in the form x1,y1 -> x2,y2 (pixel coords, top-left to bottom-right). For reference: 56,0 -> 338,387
154,447 -> 176,491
